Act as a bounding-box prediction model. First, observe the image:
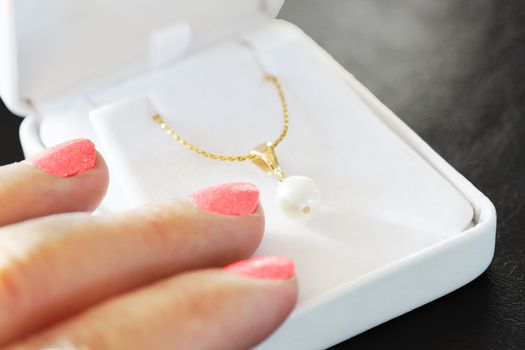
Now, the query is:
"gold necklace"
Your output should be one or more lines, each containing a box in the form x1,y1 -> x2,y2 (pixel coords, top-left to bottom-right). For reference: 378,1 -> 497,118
153,74 -> 321,220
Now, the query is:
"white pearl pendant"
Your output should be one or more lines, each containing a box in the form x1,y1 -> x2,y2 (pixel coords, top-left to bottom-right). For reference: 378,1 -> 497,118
250,143 -> 321,220
276,176 -> 321,220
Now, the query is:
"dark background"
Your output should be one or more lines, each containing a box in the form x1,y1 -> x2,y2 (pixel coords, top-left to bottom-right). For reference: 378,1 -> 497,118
1,0 -> 524,349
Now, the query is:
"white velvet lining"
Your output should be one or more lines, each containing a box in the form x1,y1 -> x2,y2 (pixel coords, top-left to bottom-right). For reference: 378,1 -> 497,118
13,0 -> 277,103
40,21 -> 473,304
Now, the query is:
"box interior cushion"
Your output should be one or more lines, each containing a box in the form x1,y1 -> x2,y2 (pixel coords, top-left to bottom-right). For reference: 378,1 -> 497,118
41,21 -> 474,305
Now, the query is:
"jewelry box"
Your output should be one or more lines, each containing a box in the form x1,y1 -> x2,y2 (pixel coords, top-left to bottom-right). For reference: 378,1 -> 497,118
0,0 -> 497,348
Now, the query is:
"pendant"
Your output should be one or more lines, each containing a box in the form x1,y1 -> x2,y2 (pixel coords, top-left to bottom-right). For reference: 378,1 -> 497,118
251,143 -> 321,220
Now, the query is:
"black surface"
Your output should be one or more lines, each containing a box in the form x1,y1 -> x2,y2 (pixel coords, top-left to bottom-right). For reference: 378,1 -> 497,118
1,0 -> 524,349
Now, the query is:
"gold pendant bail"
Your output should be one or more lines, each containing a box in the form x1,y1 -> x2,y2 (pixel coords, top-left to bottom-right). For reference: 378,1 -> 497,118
250,142 -> 286,181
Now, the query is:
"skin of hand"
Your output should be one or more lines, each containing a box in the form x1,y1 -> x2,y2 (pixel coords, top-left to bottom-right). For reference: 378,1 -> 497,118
0,139 -> 298,350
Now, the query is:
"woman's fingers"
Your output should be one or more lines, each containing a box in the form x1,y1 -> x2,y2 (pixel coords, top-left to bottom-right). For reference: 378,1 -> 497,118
5,263 -> 297,350
0,183 -> 264,345
0,139 -> 108,226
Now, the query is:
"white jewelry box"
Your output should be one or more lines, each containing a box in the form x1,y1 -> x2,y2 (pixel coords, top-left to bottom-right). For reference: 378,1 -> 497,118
0,1 -> 496,349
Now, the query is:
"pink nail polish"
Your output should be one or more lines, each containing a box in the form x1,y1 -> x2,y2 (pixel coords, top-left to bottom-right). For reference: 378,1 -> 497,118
224,256 -> 295,281
190,182 -> 259,216
26,139 -> 97,177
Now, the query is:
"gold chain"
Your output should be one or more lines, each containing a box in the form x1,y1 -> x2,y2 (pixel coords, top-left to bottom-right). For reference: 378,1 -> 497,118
152,74 -> 289,162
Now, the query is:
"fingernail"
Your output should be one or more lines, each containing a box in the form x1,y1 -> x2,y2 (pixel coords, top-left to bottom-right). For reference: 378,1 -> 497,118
190,182 -> 259,216
26,139 -> 97,177
224,256 -> 295,281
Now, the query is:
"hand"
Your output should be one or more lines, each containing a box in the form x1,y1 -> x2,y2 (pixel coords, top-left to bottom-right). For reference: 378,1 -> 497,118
0,139 -> 297,350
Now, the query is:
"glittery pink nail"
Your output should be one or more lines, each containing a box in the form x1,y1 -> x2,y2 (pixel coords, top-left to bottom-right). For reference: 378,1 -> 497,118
26,139 -> 97,177
224,256 -> 295,281
190,182 -> 259,216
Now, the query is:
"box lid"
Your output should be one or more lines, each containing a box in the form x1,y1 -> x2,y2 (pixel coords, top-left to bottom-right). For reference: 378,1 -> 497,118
0,0 -> 284,115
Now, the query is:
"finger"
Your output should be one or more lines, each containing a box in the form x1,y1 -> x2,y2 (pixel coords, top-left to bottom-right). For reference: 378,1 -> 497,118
5,259 -> 297,350
0,183 -> 263,345
0,139 -> 109,226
